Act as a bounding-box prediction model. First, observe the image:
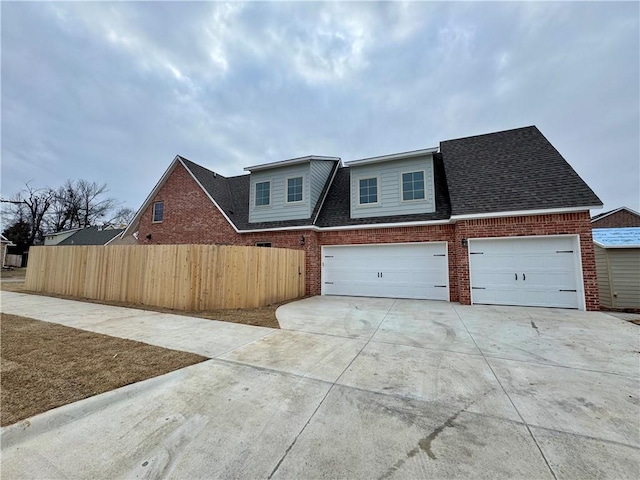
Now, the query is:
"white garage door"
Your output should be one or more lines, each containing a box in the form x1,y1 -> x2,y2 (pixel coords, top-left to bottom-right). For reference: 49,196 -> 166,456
322,243 -> 449,300
469,236 -> 583,309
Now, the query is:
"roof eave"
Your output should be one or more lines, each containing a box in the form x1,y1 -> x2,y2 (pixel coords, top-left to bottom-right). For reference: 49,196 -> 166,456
244,156 -> 341,172
450,205 -> 603,221
237,218 -> 452,233
345,147 -> 439,167
591,206 -> 640,223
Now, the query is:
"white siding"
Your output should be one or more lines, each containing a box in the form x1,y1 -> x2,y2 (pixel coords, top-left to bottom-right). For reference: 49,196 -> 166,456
248,164 -> 311,223
350,155 -> 435,219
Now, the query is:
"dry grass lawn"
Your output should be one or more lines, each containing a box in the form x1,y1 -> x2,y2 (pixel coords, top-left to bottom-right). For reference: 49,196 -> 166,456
0,267 -> 27,279
1,313 -> 207,427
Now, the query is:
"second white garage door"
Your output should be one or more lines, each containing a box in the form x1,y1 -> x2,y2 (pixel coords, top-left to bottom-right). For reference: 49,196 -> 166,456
468,235 -> 583,309
322,242 -> 449,300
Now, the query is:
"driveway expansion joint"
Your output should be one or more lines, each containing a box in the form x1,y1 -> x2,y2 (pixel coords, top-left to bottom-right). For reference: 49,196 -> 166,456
452,304 -> 559,480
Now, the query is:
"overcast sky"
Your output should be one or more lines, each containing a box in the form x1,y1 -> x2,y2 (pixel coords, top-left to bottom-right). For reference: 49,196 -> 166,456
2,1 -> 638,218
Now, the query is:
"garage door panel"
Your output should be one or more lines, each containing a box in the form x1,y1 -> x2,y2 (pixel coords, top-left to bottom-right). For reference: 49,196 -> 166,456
322,243 -> 448,301
470,254 -> 517,270
522,271 -> 577,289
472,286 -> 519,305
469,236 -> 581,309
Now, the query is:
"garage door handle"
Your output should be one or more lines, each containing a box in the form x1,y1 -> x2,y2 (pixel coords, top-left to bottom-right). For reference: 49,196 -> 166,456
515,273 -> 518,280
523,273 -> 526,281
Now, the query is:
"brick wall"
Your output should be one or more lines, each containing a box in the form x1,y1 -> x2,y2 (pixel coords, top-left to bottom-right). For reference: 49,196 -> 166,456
592,210 -> 640,228
138,163 -> 240,245
452,212 -> 599,310
137,165 -> 598,309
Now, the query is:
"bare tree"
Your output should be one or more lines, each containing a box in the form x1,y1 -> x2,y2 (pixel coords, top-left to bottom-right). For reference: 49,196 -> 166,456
42,179 -> 117,232
107,207 -> 136,228
47,180 -> 81,232
76,180 -> 116,228
1,184 -> 54,246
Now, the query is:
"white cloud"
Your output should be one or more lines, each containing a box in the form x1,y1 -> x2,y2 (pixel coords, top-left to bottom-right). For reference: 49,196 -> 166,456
1,1 -> 638,214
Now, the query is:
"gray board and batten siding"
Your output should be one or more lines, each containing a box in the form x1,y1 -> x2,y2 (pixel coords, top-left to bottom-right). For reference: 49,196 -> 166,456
349,154 -> 436,219
248,160 -> 335,224
310,160 -> 334,209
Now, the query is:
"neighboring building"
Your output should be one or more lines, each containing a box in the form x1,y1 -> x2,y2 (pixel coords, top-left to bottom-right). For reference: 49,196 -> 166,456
125,126 -> 603,311
57,226 -> 124,246
593,228 -> 640,310
43,228 -> 83,246
1,234 -> 14,268
591,207 -> 640,229
109,233 -> 138,245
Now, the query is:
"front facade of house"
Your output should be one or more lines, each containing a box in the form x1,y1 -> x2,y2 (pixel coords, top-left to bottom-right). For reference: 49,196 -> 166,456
126,126 -> 603,310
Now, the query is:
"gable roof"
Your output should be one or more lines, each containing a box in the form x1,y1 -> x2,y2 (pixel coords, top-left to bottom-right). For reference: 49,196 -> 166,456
440,126 -> 602,218
184,157 -> 342,230
591,206 -> 640,222
592,227 -> 640,248
124,155 -> 342,236
44,227 -> 83,238
58,227 -> 124,246
125,125 -> 602,234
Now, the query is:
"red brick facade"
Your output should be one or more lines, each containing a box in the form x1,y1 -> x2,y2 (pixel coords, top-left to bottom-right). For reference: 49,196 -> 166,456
452,213 -> 598,310
592,209 -> 640,228
138,163 -> 599,310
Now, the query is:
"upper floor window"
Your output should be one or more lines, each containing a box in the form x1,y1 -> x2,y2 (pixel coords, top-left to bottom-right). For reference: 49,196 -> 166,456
152,201 -> 164,222
402,171 -> 425,201
287,176 -> 303,203
255,181 -> 271,206
359,177 -> 378,205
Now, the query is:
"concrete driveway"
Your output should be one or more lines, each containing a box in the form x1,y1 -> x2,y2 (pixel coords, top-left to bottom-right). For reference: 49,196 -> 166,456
1,292 -> 638,479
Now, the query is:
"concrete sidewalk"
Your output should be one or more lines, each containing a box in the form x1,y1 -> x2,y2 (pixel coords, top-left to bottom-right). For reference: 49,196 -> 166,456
1,291 -> 274,358
1,292 -> 638,479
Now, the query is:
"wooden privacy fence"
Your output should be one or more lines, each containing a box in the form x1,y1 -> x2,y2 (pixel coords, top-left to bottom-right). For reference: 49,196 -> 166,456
25,244 -> 305,310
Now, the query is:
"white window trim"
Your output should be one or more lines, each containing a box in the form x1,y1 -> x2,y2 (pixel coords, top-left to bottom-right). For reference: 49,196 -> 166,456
285,175 -> 305,205
254,180 -> 271,208
152,201 -> 164,223
399,169 -> 427,204
356,175 -> 381,207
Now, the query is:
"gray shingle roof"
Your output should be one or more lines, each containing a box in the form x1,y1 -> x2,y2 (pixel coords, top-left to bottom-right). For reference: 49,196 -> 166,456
177,126 -> 600,231
440,126 -> 602,216
314,153 -> 451,227
58,227 -> 124,245
180,156 -> 341,230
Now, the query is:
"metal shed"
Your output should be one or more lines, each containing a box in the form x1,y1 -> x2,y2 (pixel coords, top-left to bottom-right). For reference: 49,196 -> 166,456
593,228 -> 640,309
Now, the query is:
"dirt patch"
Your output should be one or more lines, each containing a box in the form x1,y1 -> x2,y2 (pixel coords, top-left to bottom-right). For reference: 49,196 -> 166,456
0,313 -> 207,427
0,267 -> 26,279
1,281 -> 293,329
